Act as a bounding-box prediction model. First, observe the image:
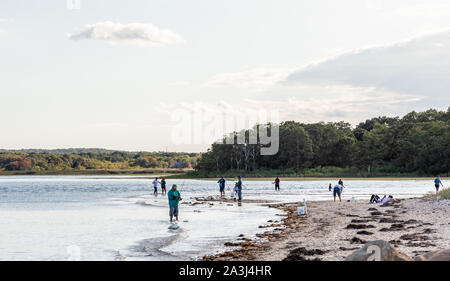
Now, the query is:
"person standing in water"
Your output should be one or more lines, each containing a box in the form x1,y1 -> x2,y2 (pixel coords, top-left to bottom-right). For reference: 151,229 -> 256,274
328,183 -> 332,192
273,176 -> 280,191
236,176 -> 243,201
338,179 -> 344,194
161,177 -> 167,195
217,177 -> 226,197
152,177 -> 160,196
333,184 -> 342,202
167,184 -> 182,222
434,176 -> 444,194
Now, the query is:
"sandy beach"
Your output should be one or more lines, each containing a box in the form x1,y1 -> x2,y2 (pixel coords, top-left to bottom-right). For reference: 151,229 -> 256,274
203,197 -> 450,261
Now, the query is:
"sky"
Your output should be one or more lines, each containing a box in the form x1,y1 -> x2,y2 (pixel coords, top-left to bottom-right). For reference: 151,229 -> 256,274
0,0 -> 449,152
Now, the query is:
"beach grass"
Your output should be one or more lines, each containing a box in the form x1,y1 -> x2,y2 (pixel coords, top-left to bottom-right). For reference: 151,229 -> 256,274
438,188 -> 450,199
423,187 -> 450,200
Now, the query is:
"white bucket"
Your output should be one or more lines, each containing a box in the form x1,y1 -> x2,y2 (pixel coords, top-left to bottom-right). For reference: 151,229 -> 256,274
297,206 -> 307,215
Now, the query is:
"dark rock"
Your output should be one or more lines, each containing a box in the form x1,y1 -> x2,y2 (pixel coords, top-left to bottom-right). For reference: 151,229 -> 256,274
351,219 -> 372,223
399,234 -> 430,241
346,224 -> 375,229
282,247 -> 326,261
357,230 -> 374,235
422,228 -> 436,234
339,246 -> 359,251
379,218 -> 403,223
389,239 -> 403,246
380,223 -> 405,232
405,241 -> 436,248
350,237 -> 366,244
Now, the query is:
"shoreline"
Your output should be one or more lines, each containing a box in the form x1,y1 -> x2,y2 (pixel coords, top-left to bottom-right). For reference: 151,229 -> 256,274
202,197 -> 450,261
180,177 -> 448,181
0,173 -> 446,181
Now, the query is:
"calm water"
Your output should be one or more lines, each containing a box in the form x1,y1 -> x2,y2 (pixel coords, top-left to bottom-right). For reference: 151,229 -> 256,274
0,176 -> 437,261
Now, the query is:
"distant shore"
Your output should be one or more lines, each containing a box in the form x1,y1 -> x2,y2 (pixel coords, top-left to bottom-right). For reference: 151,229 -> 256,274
0,170 -> 446,182
178,177 -> 447,181
203,197 -> 450,261
0,168 -> 190,176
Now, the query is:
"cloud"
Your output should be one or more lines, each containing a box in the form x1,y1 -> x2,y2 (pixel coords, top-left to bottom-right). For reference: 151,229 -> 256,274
286,29 -> 450,102
206,67 -> 295,90
246,87 -> 423,124
206,29 -> 450,111
201,29 -> 449,125
158,85 -> 422,126
68,22 -> 184,46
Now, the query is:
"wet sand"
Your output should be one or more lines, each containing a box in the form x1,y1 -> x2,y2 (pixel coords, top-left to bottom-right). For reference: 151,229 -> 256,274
203,198 -> 450,261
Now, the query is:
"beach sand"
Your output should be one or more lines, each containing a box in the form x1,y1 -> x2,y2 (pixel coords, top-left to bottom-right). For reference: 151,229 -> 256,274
203,197 -> 450,261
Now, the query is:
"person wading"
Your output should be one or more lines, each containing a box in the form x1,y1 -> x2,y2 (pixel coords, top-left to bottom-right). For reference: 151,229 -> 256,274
152,177 -> 160,196
167,184 -> 182,222
217,177 -> 226,197
161,177 -> 167,195
236,176 -> 243,201
273,176 -> 280,191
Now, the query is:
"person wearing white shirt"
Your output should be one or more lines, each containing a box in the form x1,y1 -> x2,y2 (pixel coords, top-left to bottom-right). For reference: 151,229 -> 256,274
152,177 -> 160,196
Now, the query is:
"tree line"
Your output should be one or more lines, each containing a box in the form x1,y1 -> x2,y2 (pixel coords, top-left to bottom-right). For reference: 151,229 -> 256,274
0,150 -> 200,172
195,108 -> 450,177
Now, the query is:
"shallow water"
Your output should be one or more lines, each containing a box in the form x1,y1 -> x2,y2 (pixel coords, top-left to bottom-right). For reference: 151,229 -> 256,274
0,176 -> 438,260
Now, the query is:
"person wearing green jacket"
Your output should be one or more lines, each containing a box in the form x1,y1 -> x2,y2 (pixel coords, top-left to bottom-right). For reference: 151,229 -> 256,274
167,184 -> 182,222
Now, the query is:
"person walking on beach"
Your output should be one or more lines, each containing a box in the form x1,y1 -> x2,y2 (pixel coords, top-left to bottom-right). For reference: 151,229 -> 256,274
152,177 -> 160,196
217,177 -> 226,197
161,177 -> 167,195
273,176 -> 280,191
236,176 -> 243,201
168,184 -> 182,222
333,184 -> 342,202
434,176 -> 444,194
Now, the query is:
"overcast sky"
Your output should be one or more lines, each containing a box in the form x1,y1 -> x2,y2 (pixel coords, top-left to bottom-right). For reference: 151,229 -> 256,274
1,0 -> 449,152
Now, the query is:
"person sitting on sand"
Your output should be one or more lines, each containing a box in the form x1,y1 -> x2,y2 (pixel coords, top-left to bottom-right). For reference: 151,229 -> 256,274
369,194 -> 380,203
369,194 -> 393,204
273,176 -> 280,191
217,177 -> 226,197
380,195 -> 393,203
168,184 -> 182,222
333,184 -> 342,202
434,176 -> 444,194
